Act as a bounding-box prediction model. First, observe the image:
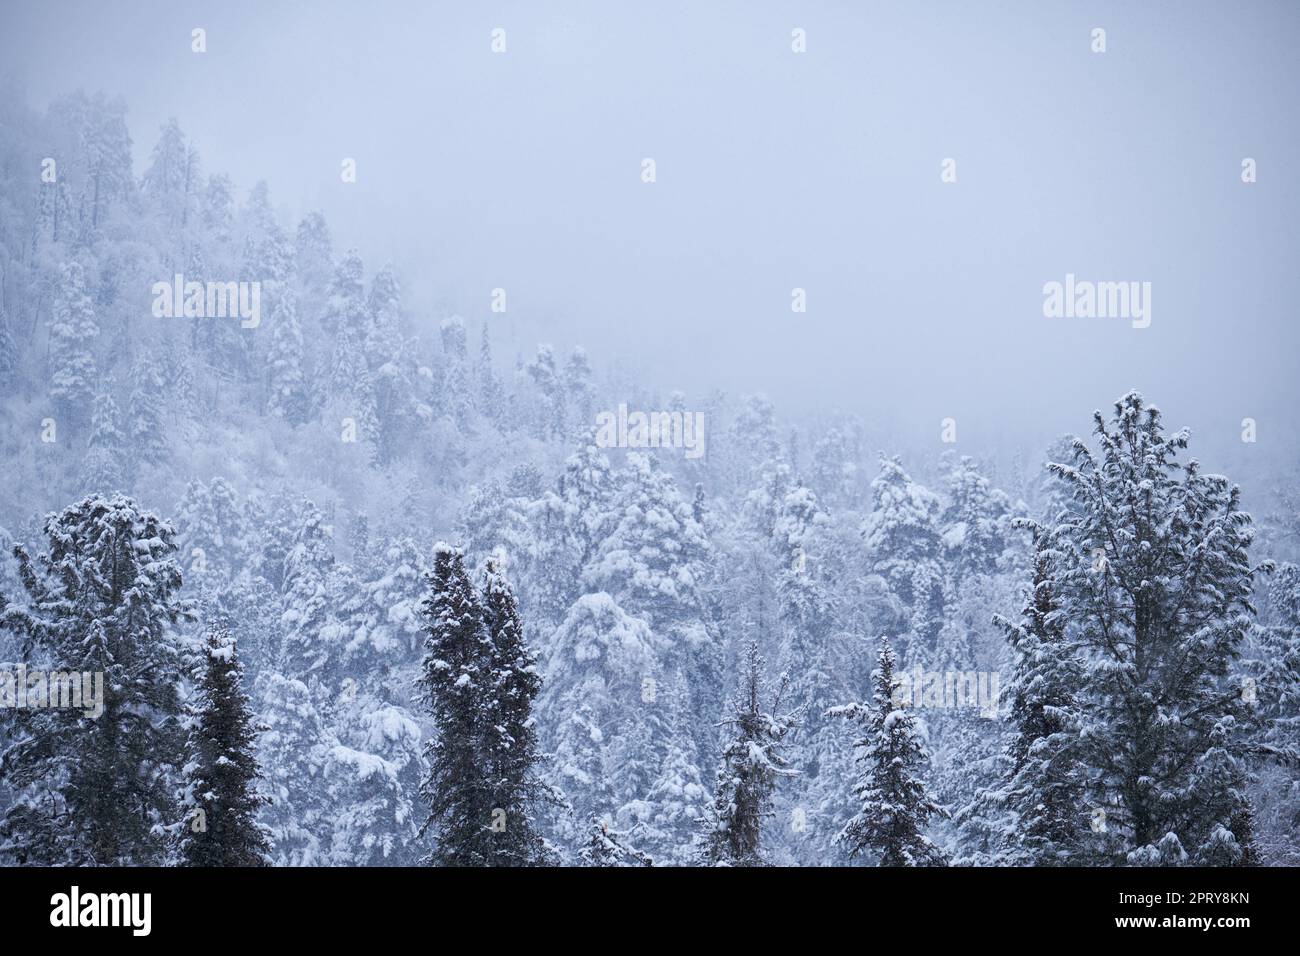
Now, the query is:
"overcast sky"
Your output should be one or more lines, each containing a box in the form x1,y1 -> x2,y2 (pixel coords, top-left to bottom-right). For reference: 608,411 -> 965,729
3,0 -> 1297,460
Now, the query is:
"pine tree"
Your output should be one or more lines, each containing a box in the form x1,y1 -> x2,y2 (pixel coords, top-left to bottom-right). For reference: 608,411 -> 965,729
178,627 -> 273,866
637,669 -> 710,865
128,350 -> 169,465
564,346 -> 594,436
141,118 -> 198,230
438,316 -> 473,427
476,324 -> 504,422
254,671 -> 338,866
862,456 -> 946,661
580,817 -> 653,867
1041,392 -> 1261,865
531,441 -> 616,624
523,343 -> 566,440
329,703 -> 425,866
295,211 -> 333,278
585,453 -> 720,758
774,481 -> 835,731
0,495 -> 189,865
991,533 -> 1089,865
536,592 -> 656,852
416,543 -> 495,866
48,261 -> 98,424
365,262 -> 403,371
702,642 -> 797,866
940,454 -> 1012,585
829,637 -> 947,866
279,500 -> 340,681
79,383 -> 125,493
174,476 -> 252,585
266,280 -> 309,424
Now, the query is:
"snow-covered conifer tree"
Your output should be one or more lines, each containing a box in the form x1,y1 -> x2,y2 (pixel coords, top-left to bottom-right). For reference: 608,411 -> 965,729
635,669 -> 711,865
537,591 -> 656,853
1040,392 -> 1261,865
829,637 -> 947,866
79,383 -> 125,492
990,533 -> 1088,865
255,671 -> 338,866
585,453 -> 720,758
266,281 -> 309,424
940,454 -> 1012,585
416,543 -> 495,865
48,261 -> 98,424
178,626 -> 273,866
701,643 -> 797,866
862,456 -> 946,662
479,555 -> 554,864
279,500 -> 341,681
580,817 -> 653,867
0,495 -> 189,864
127,350 -> 168,466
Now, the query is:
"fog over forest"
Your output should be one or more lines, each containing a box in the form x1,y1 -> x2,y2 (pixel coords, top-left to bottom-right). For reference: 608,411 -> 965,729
0,1 -> 1297,869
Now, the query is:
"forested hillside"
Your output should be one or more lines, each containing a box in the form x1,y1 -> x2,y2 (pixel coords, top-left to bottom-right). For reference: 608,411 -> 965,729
0,86 -> 1297,866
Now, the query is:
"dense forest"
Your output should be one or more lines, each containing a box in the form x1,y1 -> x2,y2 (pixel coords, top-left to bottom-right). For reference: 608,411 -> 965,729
0,85 -> 1297,866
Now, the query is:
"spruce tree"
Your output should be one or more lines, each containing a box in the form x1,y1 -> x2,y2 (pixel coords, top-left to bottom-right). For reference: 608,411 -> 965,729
991,533 -> 1088,865
174,476 -> 252,585
266,281 -> 309,425
523,343 -> 566,440
254,671 -> 338,866
324,251 -> 373,415
476,324 -> 504,422
580,817 -> 653,867
585,453 -> 720,760
861,456 -> 946,661
536,592 -> 656,853
48,261 -> 98,424
702,642 -> 797,866
128,350 -> 169,466
940,454 -> 1012,585
79,383 -> 125,493
639,669 -> 710,865
480,555 -> 553,865
295,211 -> 334,286
178,626 -> 272,866
279,500 -> 340,681
774,481 -> 835,733
531,440 -> 616,625
829,637 -> 947,866
365,262 -> 403,371
416,543 -> 495,865
329,704 -> 425,866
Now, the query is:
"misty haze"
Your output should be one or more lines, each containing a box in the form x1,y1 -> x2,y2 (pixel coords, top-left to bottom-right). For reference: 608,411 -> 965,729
0,0 -> 1297,882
